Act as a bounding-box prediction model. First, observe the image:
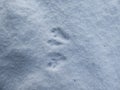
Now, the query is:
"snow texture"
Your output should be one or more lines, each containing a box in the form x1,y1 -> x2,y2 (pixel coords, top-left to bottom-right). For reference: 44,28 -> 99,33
0,0 -> 120,90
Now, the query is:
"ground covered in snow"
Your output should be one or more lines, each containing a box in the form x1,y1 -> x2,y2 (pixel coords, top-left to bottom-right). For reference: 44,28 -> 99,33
0,0 -> 120,90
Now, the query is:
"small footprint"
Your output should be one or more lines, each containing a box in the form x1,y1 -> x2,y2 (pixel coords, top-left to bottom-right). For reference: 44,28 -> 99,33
46,52 -> 67,70
51,27 -> 70,40
47,61 -> 58,68
47,39 -> 63,46
47,52 -> 67,61
47,27 -> 70,47
45,27 -> 69,70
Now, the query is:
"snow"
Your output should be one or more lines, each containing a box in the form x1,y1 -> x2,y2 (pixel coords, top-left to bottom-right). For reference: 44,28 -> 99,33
0,0 -> 120,90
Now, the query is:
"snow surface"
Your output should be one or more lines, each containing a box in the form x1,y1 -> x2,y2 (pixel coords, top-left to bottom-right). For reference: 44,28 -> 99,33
0,0 -> 120,90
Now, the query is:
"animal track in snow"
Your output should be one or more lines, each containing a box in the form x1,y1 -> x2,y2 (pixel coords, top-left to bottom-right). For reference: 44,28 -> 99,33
51,27 -> 70,40
46,52 -> 67,70
47,39 -> 63,46
47,27 -> 70,47
45,27 -> 69,70
47,52 -> 67,60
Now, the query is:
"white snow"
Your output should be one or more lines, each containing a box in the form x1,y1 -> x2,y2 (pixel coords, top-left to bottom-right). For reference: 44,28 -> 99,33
0,0 -> 120,90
